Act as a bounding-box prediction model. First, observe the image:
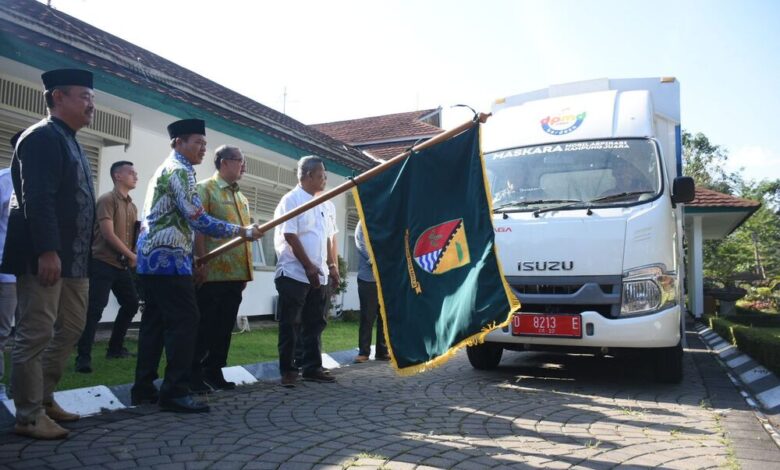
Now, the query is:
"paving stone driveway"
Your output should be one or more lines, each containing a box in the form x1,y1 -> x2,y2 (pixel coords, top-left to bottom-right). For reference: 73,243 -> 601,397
1,328 -> 779,469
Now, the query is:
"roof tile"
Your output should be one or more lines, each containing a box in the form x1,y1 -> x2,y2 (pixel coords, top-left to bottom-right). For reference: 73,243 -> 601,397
312,109 -> 443,144
687,187 -> 761,208
360,142 -> 418,161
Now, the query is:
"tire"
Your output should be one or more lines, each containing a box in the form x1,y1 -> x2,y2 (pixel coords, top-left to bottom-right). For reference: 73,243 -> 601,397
466,342 -> 503,370
652,342 -> 683,384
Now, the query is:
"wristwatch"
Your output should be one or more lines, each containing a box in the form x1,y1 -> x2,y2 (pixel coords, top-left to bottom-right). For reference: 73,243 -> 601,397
244,227 -> 253,239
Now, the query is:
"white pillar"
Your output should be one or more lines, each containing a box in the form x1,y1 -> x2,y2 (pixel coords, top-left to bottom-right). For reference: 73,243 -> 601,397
688,216 -> 704,318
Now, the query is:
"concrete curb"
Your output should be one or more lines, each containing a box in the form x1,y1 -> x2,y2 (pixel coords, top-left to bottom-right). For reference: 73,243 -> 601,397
0,346 -> 369,428
695,322 -> 780,432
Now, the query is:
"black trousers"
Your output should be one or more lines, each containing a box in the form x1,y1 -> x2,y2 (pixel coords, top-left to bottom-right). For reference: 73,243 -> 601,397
132,275 -> 199,400
275,276 -> 326,375
358,279 -> 388,357
77,259 -> 139,358
192,281 -> 244,380
293,283 -> 332,368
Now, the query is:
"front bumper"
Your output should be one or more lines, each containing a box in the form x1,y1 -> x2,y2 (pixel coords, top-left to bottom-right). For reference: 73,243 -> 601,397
485,305 -> 681,349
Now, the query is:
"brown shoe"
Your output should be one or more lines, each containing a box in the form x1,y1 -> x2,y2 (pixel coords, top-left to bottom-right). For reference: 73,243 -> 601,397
44,400 -> 80,422
375,354 -> 391,361
14,414 -> 69,440
302,369 -> 336,383
281,371 -> 298,388
354,355 -> 369,363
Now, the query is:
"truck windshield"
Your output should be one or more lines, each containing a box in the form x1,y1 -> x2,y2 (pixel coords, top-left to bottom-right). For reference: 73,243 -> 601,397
485,139 -> 661,210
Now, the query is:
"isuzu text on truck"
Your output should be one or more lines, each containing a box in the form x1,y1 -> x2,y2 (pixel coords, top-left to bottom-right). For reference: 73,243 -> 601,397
468,77 -> 695,383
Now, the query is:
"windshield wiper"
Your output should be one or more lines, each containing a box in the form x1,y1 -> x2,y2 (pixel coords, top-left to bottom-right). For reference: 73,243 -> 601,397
493,199 -> 579,213
589,191 -> 655,203
532,200 -> 590,218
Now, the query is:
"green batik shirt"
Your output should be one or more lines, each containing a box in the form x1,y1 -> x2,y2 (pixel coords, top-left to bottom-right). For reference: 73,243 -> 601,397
197,172 -> 253,282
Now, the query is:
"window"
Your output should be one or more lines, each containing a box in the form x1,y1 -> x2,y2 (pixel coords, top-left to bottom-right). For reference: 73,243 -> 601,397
249,218 -> 279,269
0,124 -> 22,169
1,121 -> 102,189
251,239 -> 266,270
486,138 -> 661,208
240,175 -> 287,269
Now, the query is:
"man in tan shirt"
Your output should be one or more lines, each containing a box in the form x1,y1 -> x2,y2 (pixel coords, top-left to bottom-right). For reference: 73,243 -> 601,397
75,161 -> 139,373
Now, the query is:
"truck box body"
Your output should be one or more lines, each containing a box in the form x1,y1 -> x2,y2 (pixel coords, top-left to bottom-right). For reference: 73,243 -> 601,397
473,78 -> 689,381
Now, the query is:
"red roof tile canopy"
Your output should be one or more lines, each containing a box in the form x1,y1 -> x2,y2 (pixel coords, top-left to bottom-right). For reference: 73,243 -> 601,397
359,143 -> 416,161
312,109 -> 443,144
1,0 -> 371,171
686,187 -> 761,209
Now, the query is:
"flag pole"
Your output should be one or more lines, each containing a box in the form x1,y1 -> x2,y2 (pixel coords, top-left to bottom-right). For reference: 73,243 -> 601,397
197,113 -> 491,266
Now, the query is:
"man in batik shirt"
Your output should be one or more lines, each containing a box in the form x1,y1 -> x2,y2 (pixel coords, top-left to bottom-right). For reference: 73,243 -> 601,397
131,119 -> 261,413
190,145 -> 253,392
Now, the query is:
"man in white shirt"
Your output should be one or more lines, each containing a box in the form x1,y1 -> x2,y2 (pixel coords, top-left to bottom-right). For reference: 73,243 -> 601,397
293,197 -> 339,369
274,156 -> 336,387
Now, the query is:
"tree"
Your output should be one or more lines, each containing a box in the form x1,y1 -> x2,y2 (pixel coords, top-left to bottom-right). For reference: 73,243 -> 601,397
684,130 -> 780,284
682,131 -> 740,194
735,180 -> 780,279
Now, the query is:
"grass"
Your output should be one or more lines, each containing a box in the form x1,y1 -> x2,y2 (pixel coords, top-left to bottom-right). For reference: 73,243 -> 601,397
2,319 -> 359,392
619,405 -> 643,417
713,412 -> 740,470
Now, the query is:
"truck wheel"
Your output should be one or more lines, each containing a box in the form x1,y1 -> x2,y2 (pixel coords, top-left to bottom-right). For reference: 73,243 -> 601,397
466,342 -> 503,370
653,342 -> 683,384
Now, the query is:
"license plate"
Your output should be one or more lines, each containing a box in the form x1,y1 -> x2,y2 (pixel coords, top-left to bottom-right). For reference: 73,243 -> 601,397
512,313 -> 582,338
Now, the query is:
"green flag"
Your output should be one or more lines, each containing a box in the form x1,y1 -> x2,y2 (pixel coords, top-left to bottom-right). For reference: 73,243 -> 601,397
354,123 -> 520,375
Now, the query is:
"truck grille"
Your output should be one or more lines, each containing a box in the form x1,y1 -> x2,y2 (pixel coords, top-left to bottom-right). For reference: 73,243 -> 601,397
515,284 -> 581,295
518,303 -> 612,316
506,275 -> 622,318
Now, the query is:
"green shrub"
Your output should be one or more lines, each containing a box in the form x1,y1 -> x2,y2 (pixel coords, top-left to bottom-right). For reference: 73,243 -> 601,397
736,306 -> 766,315
337,309 -> 360,322
741,284 -> 780,312
708,316 -> 735,343
707,316 -> 780,377
731,327 -> 780,377
728,315 -> 780,328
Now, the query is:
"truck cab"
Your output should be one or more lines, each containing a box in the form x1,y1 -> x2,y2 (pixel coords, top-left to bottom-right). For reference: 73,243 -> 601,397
468,78 -> 695,382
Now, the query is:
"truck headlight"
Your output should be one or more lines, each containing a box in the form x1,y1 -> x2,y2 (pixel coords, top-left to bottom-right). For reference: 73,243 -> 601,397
621,266 -> 677,316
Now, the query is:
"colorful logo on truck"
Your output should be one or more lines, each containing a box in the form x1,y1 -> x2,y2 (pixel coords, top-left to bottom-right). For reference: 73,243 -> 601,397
540,110 -> 587,135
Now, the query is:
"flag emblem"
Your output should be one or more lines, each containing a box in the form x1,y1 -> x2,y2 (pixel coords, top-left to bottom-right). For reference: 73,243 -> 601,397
413,218 -> 471,274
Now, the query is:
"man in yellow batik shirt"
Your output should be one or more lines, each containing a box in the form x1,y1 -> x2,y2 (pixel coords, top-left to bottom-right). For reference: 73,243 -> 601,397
191,145 -> 253,392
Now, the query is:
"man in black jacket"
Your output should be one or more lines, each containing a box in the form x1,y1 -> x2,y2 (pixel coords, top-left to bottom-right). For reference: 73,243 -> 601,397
1,68 -> 96,440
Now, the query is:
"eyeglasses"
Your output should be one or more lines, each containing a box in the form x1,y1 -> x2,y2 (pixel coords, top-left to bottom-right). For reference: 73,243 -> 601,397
223,158 -> 246,165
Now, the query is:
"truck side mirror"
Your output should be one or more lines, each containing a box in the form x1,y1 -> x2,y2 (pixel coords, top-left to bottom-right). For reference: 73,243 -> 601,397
671,176 -> 695,204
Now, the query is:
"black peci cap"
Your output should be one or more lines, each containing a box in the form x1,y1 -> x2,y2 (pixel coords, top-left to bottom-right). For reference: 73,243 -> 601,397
167,119 -> 206,139
41,68 -> 93,90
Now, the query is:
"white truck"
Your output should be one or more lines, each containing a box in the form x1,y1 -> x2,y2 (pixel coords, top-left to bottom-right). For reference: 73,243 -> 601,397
468,77 -> 695,383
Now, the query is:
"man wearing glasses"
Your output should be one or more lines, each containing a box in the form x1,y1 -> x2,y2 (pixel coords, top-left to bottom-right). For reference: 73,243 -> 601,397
191,145 -> 253,392
132,120 -> 261,413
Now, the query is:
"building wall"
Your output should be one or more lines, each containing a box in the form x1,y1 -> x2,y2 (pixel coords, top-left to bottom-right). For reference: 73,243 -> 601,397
0,57 -> 361,323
